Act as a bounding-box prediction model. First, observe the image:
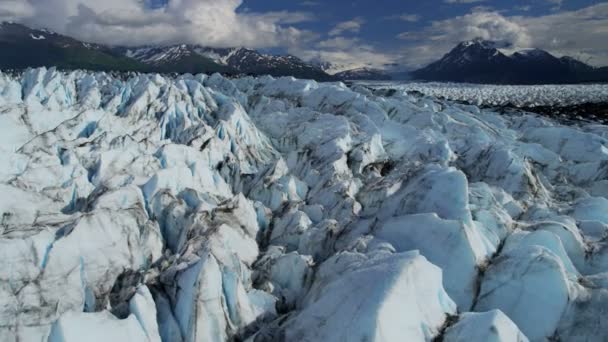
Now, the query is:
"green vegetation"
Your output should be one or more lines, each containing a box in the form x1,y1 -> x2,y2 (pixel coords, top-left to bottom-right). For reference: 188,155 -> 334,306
0,42 -> 151,72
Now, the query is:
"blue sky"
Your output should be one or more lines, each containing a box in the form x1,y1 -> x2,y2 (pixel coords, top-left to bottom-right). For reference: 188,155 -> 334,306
309,1 -> 590,46
236,0 -> 608,71
2,0 -> 608,71
243,0 -> 590,51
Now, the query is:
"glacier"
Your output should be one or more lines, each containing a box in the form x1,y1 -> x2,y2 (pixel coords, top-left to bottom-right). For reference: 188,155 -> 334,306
1,67 -> 608,342
364,81 -> 608,108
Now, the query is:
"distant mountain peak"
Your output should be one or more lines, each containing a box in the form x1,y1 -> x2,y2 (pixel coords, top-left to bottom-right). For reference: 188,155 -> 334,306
438,40 -> 509,70
458,38 -> 491,49
412,40 -> 608,84
456,39 -> 512,50
512,48 -> 555,59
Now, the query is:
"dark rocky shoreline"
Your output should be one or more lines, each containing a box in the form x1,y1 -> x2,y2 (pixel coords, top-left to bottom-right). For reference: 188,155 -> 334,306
355,84 -> 608,125
481,101 -> 608,125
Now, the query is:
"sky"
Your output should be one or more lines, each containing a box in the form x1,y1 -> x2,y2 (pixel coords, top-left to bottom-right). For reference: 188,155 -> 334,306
1,0 -> 607,71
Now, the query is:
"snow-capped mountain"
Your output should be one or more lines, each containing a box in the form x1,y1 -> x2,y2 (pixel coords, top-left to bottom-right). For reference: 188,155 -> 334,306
333,67 -> 393,81
2,67 -> 608,341
309,60 -> 350,75
199,47 -> 335,81
318,61 -> 410,81
412,39 -> 608,84
115,45 -> 232,74
0,22 -> 334,80
123,45 -> 334,80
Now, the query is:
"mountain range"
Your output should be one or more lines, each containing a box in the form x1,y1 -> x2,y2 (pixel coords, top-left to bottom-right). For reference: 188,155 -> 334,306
412,39 -> 608,84
0,22 -> 334,81
0,22 -> 149,73
2,22 -> 608,84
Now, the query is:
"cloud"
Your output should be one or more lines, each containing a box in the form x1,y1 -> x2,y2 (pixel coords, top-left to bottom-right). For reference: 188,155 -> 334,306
328,17 -> 365,36
294,46 -> 394,74
255,11 -> 316,25
471,5 -> 494,12
292,35 -> 395,73
514,3 -> 608,65
317,37 -> 360,50
2,0 -> 315,48
396,4 -> 608,68
0,0 -> 35,21
385,14 -> 421,22
546,0 -> 563,10
398,11 -> 531,46
311,17 -> 396,71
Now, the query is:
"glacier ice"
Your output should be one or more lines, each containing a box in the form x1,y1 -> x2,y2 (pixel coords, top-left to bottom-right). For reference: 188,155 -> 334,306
366,81 -> 608,107
272,251 -> 457,341
48,311 -> 151,342
474,245 -> 571,341
443,310 -> 529,342
0,67 -> 608,341
376,213 -> 485,309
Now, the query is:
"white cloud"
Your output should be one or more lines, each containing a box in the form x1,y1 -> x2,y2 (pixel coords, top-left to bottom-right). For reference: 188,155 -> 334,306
546,0 -> 563,10
328,17 -> 365,36
296,48 -> 395,74
398,11 -> 532,47
294,17 -> 396,73
515,3 -> 608,65
2,0 -> 315,48
292,35 -> 395,73
317,37 -> 360,50
255,11 -> 316,25
471,5 -> 494,12
386,14 -> 421,22
0,0 -> 35,21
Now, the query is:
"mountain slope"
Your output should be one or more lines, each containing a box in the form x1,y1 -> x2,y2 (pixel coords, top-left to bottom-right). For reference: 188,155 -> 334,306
0,22 -> 334,80
122,46 -> 335,81
202,47 -> 336,81
0,22 -> 150,72
334,67 -> 392,80
117,45 -> 234,74
412,39 -> 608,84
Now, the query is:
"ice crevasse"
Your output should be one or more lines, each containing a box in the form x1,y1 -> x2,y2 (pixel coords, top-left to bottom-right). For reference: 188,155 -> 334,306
1,67 -> 608,341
